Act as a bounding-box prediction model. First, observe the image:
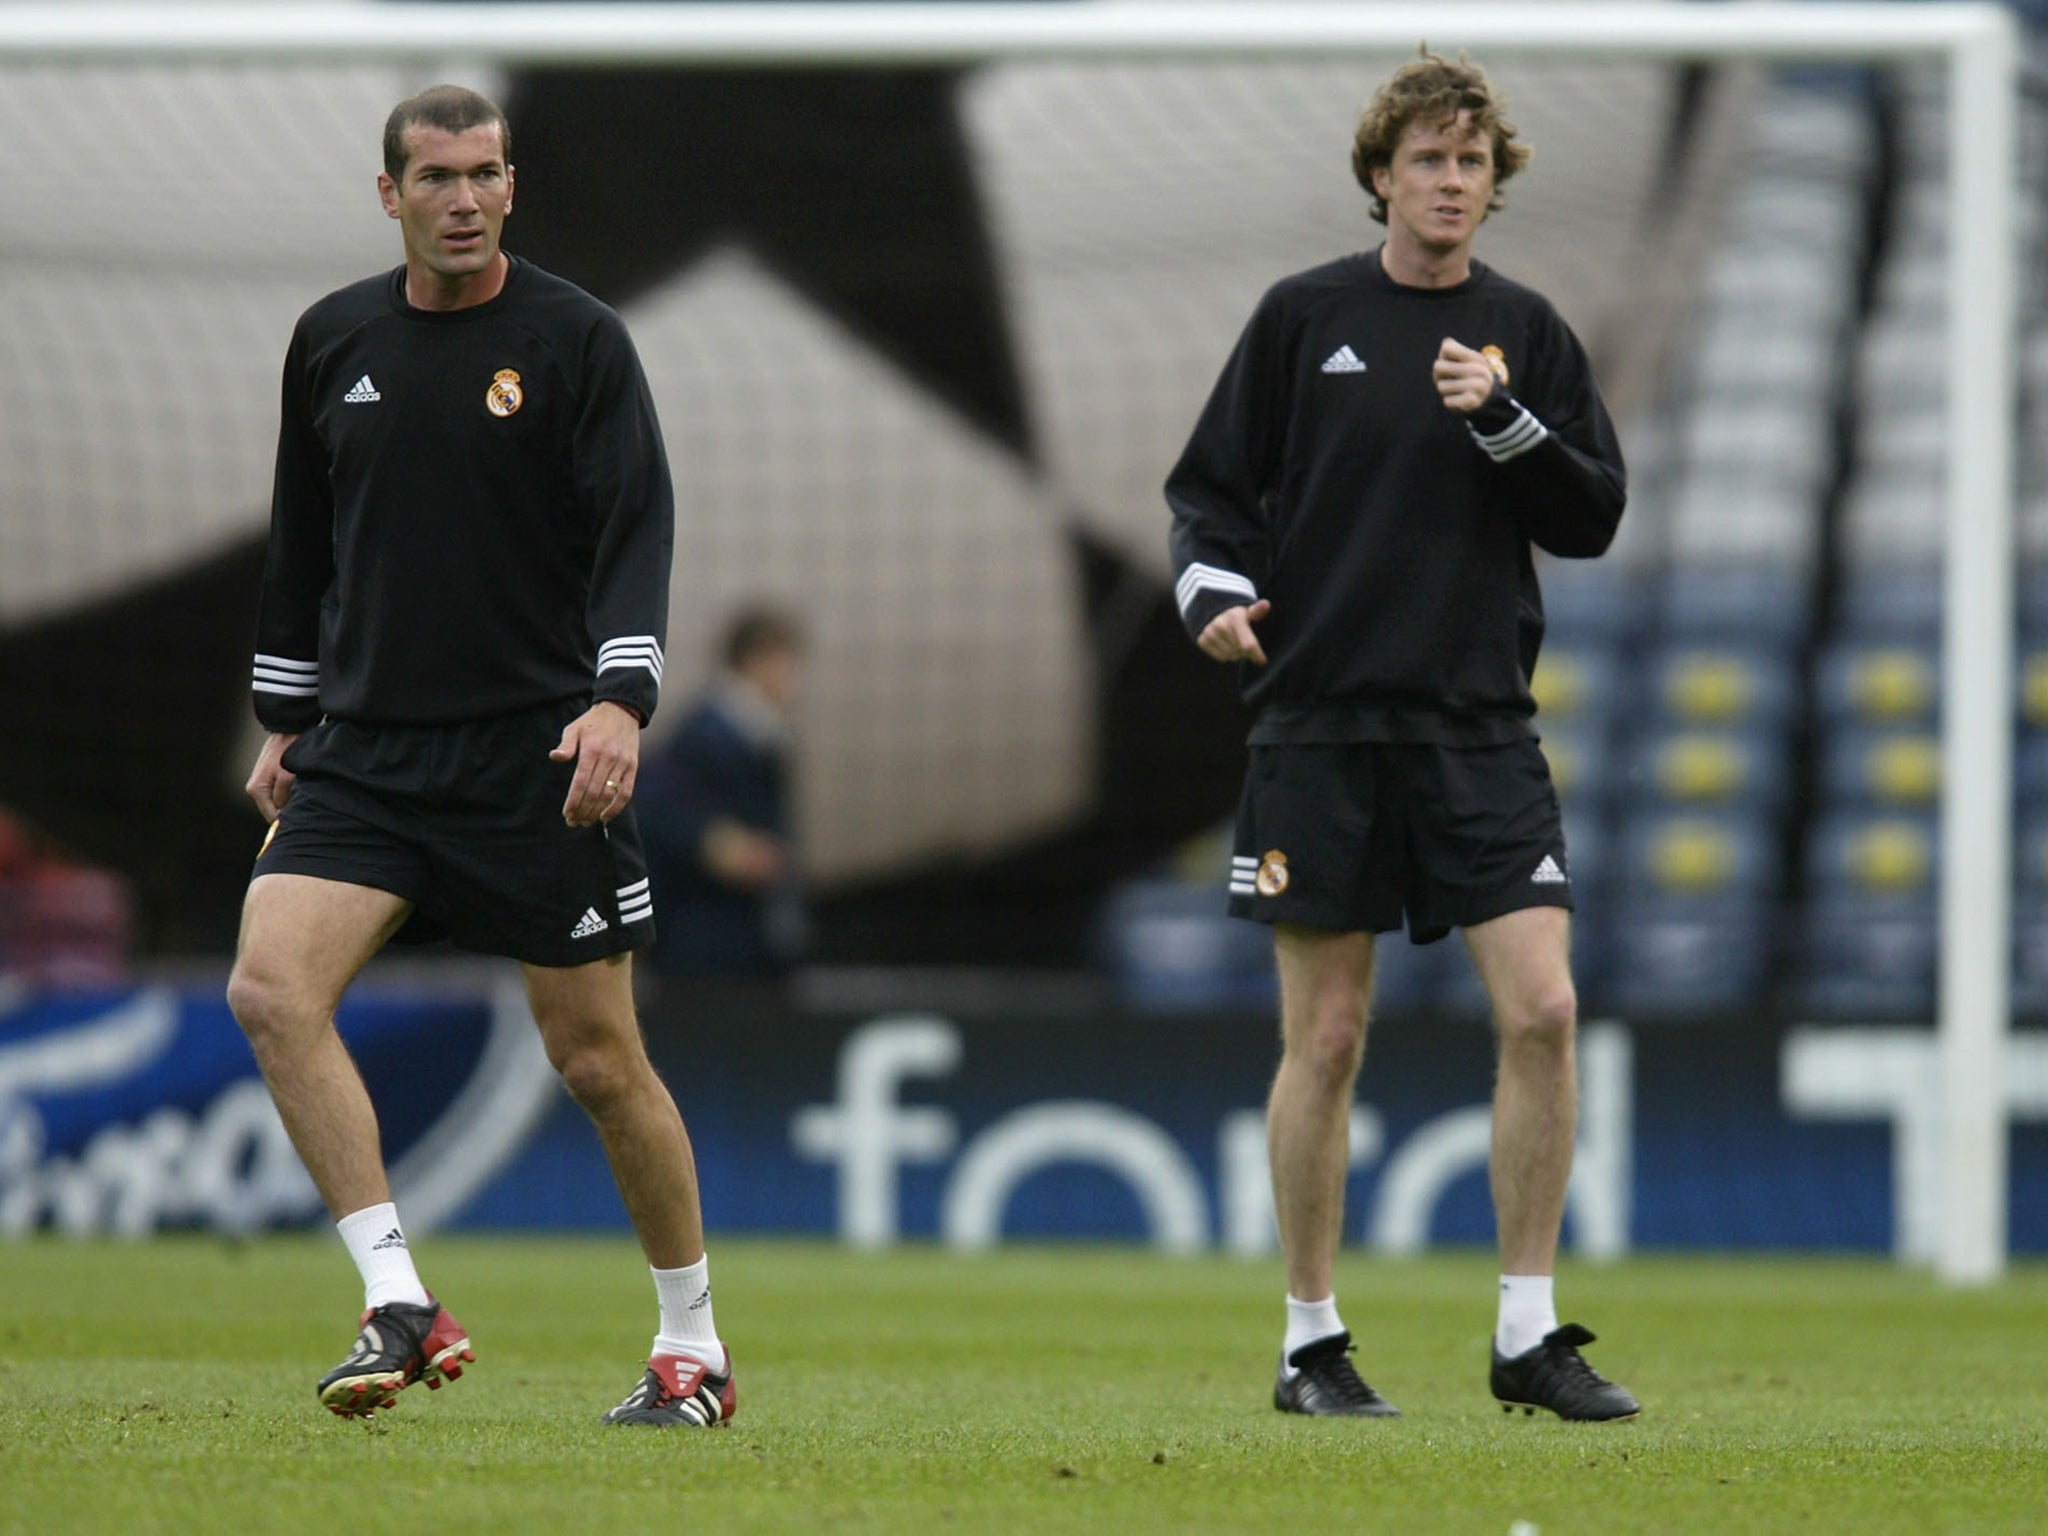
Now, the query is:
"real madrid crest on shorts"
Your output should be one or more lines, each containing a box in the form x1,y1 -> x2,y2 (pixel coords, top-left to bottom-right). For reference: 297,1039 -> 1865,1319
486,367 -> 523,417
1481,345 -> 1510,387
1256,848 -> 1290,897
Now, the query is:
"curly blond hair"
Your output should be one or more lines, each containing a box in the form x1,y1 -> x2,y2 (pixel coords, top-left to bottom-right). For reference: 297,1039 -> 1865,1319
1351,52 -> 1532,224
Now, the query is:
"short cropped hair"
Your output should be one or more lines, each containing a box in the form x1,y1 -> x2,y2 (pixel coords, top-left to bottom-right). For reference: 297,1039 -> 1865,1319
383,85 -> 512,182
721,606 -> 805,672
1351,52 -> 1532,224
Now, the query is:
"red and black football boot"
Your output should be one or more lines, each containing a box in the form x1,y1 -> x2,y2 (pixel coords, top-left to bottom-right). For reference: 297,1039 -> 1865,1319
317,1297 -> 474,1418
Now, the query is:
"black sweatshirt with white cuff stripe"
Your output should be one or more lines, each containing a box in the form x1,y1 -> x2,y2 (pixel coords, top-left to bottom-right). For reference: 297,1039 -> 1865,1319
253,256 -> 673,734
1166,250 -> 1624,747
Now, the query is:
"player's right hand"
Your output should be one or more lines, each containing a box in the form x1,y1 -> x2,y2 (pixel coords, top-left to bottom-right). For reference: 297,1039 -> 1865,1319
245,732 -> 299,823
1198,599 -> 1271,666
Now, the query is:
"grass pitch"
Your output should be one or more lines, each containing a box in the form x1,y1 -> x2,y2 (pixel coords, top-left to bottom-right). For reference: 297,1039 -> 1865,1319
2,1238 -> 2043,1534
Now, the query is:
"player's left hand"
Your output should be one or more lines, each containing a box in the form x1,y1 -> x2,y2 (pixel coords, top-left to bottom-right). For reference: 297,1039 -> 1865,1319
1433,338 -> 1498,414
552,700 -> 641,827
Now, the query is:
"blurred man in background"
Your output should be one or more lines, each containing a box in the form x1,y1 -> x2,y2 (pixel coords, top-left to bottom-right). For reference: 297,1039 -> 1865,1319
227,84 -> 734,1430
639,607 -> 807,981
1166,53 -> 1637,1423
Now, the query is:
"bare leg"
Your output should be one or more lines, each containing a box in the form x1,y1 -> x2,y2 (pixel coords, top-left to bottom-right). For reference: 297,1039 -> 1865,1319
524,953 -> 703,1268
1463,906 -> 1577,1276
226,874 -> 413,1219
1269,927 -> 1375,1301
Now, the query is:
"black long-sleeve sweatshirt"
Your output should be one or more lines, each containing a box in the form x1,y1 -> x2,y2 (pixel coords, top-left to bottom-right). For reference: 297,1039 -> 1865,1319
252,255 -> 674,733
1166,249 -> 1625,747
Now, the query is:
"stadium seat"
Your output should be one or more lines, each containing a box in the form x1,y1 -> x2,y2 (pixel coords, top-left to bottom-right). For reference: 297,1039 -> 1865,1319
1832,564 -> 1943,641
1627,727 -> 1791,813
1814,639 -> 1939,725
1538,723 -> 1618,808
1801,813 -> 1939,1018
1641,644 -> 1799,729
2014,733 -> 2048,808
1680,397 -> 1833,494
2012,896 -> 2048,1019
2013,814 -> 2048,899
1618,810 -> 1779,900
1529,642 -> 1625,731
1798,893 -> 1937,1020
2020,565 -> 2048,639
1537,560 -> 1648,645
1652,566 -> 1811,648
1818,727 -> 1943,809
2017,649 -> 2048,729
1604,894 -> 1774,1017
1096,880 -> 1274,1014
1805,811 -> 1939,902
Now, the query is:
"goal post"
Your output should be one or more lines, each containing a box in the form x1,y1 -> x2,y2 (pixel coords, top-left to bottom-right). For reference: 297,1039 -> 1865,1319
0,1 -> 2023,1281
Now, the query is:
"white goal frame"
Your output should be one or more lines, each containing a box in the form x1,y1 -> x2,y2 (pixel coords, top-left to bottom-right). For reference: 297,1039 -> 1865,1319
0,2 -> 2023,1281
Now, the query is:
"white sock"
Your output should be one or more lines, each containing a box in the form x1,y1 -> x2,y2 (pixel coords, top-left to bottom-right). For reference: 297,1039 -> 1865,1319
1281,1293 -> 1346,1374
337,1202 -> 430,1310
1496,1274 -> 1558,1358
651,1255 -> 724,1369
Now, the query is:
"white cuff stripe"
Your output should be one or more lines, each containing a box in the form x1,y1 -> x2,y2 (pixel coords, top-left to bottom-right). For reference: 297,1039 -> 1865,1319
1229,882 -> 1258,896
253,654 -> 320,697
619,899 -> 654,924
1175,562 -> 1258,619
597,652 -> 664,682
1470,406 -> 1548,462
617,878 -> 650,898
599,635 -> 665,662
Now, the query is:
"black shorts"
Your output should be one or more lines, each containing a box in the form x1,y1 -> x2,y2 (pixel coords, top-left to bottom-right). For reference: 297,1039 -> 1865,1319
1228,739 -> 1571,943
251,699 -> 655,968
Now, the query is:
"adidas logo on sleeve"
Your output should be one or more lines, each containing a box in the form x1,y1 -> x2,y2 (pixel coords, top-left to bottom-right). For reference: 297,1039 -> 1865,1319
570,907 -> 610,939
1530,855 -> 1568,885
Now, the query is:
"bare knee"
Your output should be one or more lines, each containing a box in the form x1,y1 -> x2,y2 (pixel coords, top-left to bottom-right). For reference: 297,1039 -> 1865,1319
1286,996 -> 1369,1087
226,958 -> 326,1054
546,1031 -> 647,1116
1496,981 -> 1577,1055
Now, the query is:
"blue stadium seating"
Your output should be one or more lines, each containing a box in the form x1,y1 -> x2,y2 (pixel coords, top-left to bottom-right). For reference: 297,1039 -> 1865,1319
1530,643 -> 1627,733
1640,644 -> 1799,729
1617,811 -> 1780,899
1797,811 -> 1939,1019
1602,810 -> 1779,1015
1815,639 -> 1939,725
1818,726 -> 1943,809
1799,894 -> 1938,1019
1605,894 -> 1774,1016
1096,879 -> 1274,1014
1653,565 -> 1811,649
1628,727 -> 1792,813
1833,565 -> 1943,640
1806,810 -> 1939,900
1538,561 -> 1648,645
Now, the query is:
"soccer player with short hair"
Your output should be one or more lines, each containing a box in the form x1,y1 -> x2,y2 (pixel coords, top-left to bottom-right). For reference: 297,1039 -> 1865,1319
1166,53 -> 1638,1422
229,85 -> 733,1428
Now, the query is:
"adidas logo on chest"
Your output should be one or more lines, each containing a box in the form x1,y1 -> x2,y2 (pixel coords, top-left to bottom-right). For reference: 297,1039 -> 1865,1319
1320,345 -> 1367,374
343,374 -> 381,403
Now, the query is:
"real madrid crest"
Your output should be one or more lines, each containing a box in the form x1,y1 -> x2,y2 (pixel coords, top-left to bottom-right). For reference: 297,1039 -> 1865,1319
1255,849 -> 1290,898
486,367 -> 523,417
1480,345 -> 1510,387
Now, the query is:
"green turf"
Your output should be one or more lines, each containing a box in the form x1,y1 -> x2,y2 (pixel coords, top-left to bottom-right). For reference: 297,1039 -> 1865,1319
2,1238 -> 2042,1534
